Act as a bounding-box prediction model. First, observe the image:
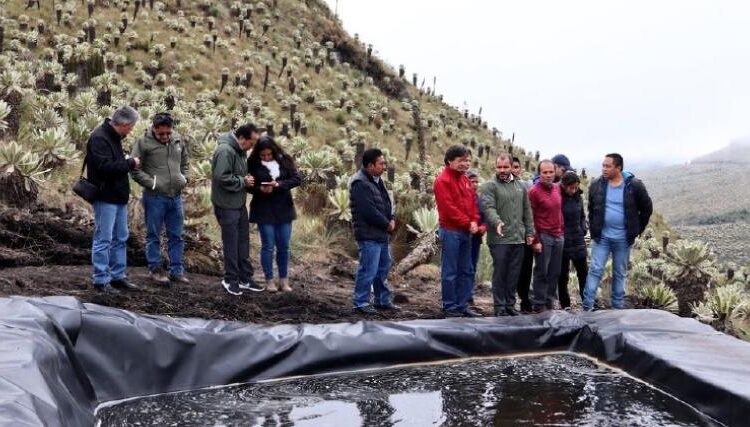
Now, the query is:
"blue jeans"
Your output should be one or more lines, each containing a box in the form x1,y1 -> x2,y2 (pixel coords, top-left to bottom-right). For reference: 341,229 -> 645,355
91,201 -> 129,285
258,222 -> 292,280
439,228 -> 474,312
353,240 -> 392,308
583,237 -> 631,310
143,193 -> 184,277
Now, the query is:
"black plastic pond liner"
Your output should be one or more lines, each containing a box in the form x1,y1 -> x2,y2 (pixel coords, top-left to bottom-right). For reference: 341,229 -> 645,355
1,296 -> 749,427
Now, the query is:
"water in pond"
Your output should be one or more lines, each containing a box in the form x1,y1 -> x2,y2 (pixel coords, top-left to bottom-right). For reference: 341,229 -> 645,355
97,353 -> 719,426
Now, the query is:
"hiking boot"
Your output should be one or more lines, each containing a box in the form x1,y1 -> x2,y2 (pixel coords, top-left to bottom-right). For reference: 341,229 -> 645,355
266,279 -> 278,293
353,305 -> 378,315
494,310 -> 509,317
374,303 -> 401,311
169,275 -> 190,285
533,306 -> 549,314
239,279 -> 265,292
463,308 -> 483,318
222,280 -> 243,296
149,269 -> 170,286
110,279 -> 140,292
279,278 -> 292,292
94,283 -> 121,295
505,307 -> 520,316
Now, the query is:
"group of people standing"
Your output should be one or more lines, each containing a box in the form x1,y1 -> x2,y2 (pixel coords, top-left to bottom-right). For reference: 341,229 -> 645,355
83,107 -> 300,296
84,107 -> 652,319
432,146 -> 653,317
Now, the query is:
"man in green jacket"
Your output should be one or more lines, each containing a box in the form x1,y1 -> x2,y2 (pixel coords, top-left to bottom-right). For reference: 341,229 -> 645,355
211,123 -> 263,296
480,153 -> 535,316
131,112 -> 189,286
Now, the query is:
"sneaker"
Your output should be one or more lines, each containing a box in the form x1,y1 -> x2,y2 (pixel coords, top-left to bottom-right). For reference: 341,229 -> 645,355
266,280 -> 278,293
169,275 -> 190,284
94,283 -> 121,295
239,279 -> 265,292
149,269 -> 170,286
353,305 -> 379,315
110,279 -> 140,292
222,280 -> 243,296
279,278 -> 292,292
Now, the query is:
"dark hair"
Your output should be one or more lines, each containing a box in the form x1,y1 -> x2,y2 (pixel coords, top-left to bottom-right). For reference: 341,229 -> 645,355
362,148 -> 384,168
605,153 -> 624,170
512,157 -> 521,164
247,135 -> 295,171
466,170 -> 479,179
234,123 -> 259,139
537,159 -> 554,174
444,144 -> 470,165
560,171 -> 580,186
152,112 -> 174,127
496,153 -> 512,164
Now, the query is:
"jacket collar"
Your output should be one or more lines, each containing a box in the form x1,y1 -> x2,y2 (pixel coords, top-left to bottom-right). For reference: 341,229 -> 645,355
102,118 -> 123,143
444,166 -> 465,179
225,132 -> 243,154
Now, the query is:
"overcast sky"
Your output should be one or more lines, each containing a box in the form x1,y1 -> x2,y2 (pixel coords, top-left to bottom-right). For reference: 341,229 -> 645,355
324,0 -> 750,169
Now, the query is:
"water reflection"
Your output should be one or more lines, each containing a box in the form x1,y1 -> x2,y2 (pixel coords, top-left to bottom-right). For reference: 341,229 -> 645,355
97,354 -> 719,427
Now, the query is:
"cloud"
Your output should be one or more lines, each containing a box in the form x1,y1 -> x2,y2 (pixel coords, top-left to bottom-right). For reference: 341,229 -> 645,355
326,0 -> 750,165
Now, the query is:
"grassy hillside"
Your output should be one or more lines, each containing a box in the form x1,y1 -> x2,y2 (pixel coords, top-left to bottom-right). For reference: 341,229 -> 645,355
0,0 -> 544,267
639,142 -> 750,264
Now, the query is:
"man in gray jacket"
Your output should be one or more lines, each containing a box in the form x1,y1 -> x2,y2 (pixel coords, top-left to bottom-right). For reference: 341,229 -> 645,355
480,153 -> 536,316
211,123 -> 262,296
131,112 -> 189,286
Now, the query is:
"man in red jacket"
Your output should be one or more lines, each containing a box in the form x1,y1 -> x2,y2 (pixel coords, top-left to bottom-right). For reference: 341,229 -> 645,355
434,145 -> 484,317
528,160 -> 565,313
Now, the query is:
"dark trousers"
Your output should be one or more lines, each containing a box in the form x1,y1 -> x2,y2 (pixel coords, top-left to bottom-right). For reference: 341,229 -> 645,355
558,250 -> 588,308
532,233 -> 564,310
489,244 -> 524,313
214,207 -> 253,285
517,244 -> 534,311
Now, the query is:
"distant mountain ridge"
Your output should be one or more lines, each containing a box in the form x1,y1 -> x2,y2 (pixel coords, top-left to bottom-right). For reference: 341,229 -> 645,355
639,138 -> 750,264
692,138 -> 750,165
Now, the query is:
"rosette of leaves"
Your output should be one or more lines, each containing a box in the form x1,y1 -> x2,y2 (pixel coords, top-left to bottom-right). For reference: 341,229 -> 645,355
0,141 -> 49,207
31,127 -> 79,169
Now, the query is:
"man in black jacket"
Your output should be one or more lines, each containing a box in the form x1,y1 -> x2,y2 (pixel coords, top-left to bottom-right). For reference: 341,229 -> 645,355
86,106 -> 141,294
349,148 -> 397,315
558,171 -> 588,309
582,153 -> 653,311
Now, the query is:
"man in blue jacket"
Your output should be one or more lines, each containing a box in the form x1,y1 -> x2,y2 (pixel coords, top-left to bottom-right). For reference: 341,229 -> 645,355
349,148 -> 397,315
583,153 -> 653,311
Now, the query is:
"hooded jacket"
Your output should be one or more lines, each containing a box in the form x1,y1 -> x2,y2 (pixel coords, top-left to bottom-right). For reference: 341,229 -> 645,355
562,188 -> 587,259
588,171 -> 653,245
130,128 -> 188,197
349,169 -> 394,242
211,132 -> 248,209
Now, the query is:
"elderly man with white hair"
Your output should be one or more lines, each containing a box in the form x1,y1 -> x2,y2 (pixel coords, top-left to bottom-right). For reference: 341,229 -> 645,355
85,106 -> 142,294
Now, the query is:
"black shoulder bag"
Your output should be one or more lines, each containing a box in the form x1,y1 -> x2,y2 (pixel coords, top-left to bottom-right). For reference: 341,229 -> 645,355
72,156 -> 100,203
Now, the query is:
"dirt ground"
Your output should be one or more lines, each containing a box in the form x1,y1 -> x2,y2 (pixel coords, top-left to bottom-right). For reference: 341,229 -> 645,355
0,257 -> 495,324
0,203 -> 492,324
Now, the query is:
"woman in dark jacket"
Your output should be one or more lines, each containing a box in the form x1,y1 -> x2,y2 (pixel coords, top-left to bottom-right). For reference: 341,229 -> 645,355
247,136 -> 301,292
558,171 -> 588,308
